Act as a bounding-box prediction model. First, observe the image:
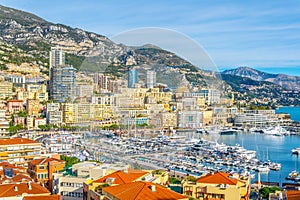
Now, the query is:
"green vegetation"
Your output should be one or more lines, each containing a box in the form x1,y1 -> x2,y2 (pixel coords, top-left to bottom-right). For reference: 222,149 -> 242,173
186,175 -> 197,182
17,110 -> 27,117
185,73 -> 207,87
136,123 -> 148,128
102,124 -> 118,130
169,177 -> 181,184
60,125 -> 80,131
8,124 -> 24,134
249,105 -> 271,110
104,64 -> 123,77
60,155 -> 80,167
65,53 -> 85,69
259,187 -> 282,199
152,170 -> 164,176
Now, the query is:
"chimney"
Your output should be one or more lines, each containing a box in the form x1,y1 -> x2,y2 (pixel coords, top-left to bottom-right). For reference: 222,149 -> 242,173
124,167 -> 128,174
150,185 -> 156,192
14,186 -> 18,192
28,182 -> 32,190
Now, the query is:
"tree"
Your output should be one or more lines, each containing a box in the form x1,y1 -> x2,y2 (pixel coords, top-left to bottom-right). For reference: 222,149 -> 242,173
259,187 -> 282,199
38,124 -> 51,131
60,155 -> 80,167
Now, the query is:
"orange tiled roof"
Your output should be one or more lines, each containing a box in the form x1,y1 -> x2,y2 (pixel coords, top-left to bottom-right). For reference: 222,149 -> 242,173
103,181 -> 188,200
0,162 -> 26,171
23,194 -> 60,200
94,169 -> 148,185
0,182 -> 50,197
0,173 -> 33,184
0,138 -> 39,146
196,172 -> 238,185
7,100 -> 23,102
29,157 -> 64,166
286,190 -> 300,200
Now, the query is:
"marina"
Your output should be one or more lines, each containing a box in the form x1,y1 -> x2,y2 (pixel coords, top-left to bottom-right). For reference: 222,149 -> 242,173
76,129 -> 300,185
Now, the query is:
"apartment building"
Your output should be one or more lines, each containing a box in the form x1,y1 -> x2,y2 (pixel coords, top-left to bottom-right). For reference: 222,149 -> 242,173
0,109 -> 9,137
0,138 -> 42,167
46,103 -> 63,126
7,100 -> 24,113
0,76 -> 13,99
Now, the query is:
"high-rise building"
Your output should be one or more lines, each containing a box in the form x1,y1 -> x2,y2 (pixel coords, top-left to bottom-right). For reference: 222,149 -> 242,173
146,70 -> 156,88
49,65 -> 76,103
128,67 -> 138,88
49,47 -> 65,69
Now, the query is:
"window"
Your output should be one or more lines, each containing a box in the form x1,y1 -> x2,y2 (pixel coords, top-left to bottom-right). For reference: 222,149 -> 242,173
39,166 -> 44,170
188,116 -> 193,122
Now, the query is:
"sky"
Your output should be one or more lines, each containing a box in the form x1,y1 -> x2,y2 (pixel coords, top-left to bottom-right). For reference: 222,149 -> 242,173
0,0 -> 300,76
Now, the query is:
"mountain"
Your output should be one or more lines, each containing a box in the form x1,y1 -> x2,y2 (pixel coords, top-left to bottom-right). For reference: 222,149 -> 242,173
0,5 -> 193,70
0,5 -> 299,106
223,67 -> 300,91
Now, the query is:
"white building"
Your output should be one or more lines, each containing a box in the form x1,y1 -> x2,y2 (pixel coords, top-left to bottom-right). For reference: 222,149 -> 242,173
49,46 -> 65,69
0,109 -> 9,137
75,84 -> 93,98
146,70 -> 156,88
177,111 -> 203,128
52,162 -> 128,200
46,103 -> 63,125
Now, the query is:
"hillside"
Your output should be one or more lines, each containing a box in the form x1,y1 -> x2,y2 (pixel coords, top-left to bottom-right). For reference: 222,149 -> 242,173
223,67 -> 300,91
0,5 -> 299,106
221,74 -> 300,106
0,5 -> 194,71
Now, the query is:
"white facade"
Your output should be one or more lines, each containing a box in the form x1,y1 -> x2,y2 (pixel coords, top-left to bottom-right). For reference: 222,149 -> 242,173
177,111 -> 203,128
146,70 -> 156,88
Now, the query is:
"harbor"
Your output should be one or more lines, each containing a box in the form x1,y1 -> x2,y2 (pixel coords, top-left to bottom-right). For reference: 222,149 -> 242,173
37,127 -> 300,186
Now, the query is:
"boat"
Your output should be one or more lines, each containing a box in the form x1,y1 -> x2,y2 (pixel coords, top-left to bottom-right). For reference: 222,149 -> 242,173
263,125 -> 290,136
286,170 -> 299,180
292,147 -> 300,155
219,128 -> 239,135
256,165 -> 270,173
196,128 -> 208,134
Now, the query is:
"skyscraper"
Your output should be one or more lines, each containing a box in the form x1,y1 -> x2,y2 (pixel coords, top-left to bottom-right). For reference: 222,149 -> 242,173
146,70 -> 156,88
49,65 -> 76,103
128,67 -> 138,88
49,47 -> 65,69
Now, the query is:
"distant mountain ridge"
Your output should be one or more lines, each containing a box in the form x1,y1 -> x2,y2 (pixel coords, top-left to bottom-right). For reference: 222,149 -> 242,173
223,67 -> 300,91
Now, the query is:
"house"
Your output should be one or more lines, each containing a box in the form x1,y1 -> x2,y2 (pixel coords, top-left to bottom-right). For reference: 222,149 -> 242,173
182,172 -> 250,200
27,157 -> 65,191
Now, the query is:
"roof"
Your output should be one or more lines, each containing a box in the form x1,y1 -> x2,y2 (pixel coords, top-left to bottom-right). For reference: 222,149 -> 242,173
0,182 -> 50,197
23,195 -> 60,200
0,173 -> 33,184
196,172 -> 238,185
0,162 -> 26,171
94,169 -> 148,185
103,181 -> 188,200
286,190 -> 300,200
29,157 -> 65,166
0,138 -> 39,146
7,100 -> 23,102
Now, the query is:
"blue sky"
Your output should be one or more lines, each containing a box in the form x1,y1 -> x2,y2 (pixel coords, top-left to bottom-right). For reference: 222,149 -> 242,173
1,0 -> 300,76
